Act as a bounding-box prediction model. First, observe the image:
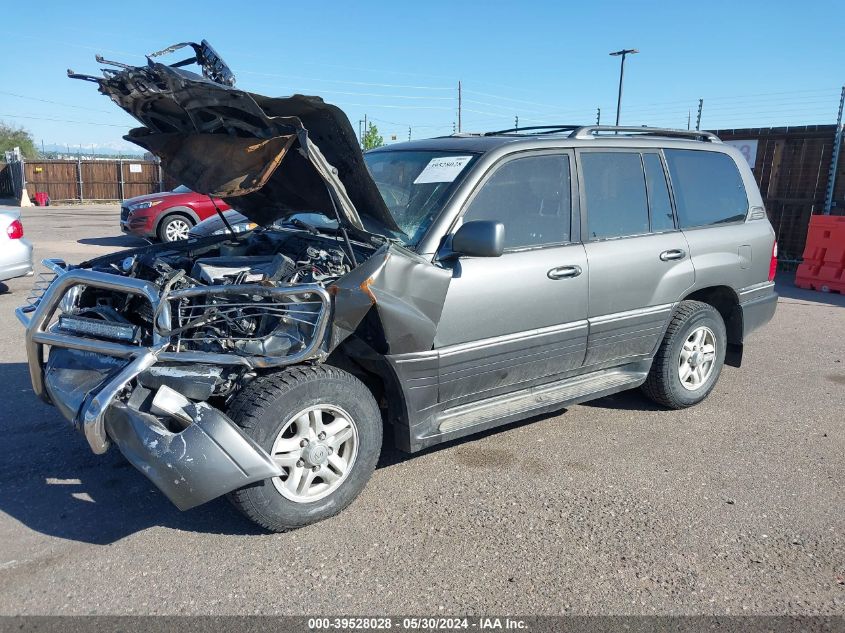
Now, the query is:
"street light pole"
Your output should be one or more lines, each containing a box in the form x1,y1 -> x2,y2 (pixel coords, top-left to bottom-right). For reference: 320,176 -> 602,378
609,48 -> 638,126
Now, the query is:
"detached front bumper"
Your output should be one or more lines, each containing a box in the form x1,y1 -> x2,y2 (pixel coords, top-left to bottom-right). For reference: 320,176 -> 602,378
16,261 -> 282,510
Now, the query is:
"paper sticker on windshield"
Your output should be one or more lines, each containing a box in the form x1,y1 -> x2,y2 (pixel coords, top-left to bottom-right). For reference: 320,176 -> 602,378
413,156 -> 473,184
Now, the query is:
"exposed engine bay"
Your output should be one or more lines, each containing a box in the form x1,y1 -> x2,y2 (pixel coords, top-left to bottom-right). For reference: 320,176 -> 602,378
58,228 -> 374,376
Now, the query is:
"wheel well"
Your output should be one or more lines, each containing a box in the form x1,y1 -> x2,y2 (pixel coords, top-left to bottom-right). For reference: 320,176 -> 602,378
154,208 -> 197,234
325,341 -> 408,446
683,285 -> 743,366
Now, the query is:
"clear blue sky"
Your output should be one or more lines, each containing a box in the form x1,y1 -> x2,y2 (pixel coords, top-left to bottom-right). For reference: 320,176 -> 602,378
1,0 -> 843,153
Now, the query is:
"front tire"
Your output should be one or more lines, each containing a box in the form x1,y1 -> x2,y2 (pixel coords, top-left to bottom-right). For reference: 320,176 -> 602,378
157,214 -> 193,242
227,366 -> 382,532
641,300 -> 727,409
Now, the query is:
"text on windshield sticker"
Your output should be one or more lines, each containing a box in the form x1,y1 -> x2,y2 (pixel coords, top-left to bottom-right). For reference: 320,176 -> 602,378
413,156 -> 473,184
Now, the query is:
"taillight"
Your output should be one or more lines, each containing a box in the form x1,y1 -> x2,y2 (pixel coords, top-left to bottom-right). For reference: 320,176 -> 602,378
768,242 -> 778,281
6,219 -> 23,240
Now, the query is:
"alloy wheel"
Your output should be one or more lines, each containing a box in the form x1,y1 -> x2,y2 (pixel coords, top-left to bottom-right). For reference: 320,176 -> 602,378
164,218 -> 191,241
270,404 -> 359,503
678,326 -> 717,391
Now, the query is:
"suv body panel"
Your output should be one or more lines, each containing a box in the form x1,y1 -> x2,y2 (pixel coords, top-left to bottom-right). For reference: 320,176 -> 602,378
383,134 -> 777,452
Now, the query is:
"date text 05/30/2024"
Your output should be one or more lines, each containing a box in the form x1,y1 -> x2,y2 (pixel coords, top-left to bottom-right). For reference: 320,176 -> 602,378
308,617 -> 528,630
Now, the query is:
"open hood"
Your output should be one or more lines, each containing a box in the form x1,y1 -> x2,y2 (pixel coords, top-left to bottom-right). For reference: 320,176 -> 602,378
68,40 -> 400,235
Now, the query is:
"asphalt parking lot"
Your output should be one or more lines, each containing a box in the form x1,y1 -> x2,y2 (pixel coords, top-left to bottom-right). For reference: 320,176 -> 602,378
0,203 -> 842,615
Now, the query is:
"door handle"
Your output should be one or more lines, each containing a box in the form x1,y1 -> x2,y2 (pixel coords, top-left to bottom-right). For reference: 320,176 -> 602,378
547,265 -> 582,280
659,249 -> 686,262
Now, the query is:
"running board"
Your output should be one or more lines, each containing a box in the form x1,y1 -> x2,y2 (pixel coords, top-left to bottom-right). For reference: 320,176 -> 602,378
437,368 -> 648,434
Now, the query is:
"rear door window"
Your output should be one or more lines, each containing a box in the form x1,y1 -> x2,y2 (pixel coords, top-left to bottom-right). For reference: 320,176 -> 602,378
664,149 -> 748,228
643,153 -> 675,232
581,152 -> 650,240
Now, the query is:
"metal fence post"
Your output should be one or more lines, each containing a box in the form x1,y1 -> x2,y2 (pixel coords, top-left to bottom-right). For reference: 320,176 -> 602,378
77,156 -> 84,202
118,159 -> 125,201
823,86 -> 845,215
157,160 -> 164,193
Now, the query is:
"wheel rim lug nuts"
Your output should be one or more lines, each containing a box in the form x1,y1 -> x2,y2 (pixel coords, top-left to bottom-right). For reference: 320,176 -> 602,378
296,459 -> 304,467
300,439 -> 308,447
312,465 -> 320,472
318,432 -> 326,440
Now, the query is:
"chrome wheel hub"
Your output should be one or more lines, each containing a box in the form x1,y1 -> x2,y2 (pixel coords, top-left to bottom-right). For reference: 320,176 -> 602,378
303,442 -> 330,467
270,404 -> 358,503
678,326 -> 716,391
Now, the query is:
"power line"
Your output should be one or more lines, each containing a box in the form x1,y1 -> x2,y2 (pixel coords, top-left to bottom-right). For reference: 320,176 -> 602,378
241,70 -> 452,91
0,114 -> 129,127
244,82 -> 454,101
0,90 -> 122,115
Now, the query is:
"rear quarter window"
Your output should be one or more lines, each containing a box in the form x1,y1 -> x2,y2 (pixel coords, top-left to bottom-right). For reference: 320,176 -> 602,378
664,149 -> 749,228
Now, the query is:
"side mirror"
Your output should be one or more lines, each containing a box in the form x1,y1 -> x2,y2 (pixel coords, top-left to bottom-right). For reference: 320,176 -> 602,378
451,220 -> 505,258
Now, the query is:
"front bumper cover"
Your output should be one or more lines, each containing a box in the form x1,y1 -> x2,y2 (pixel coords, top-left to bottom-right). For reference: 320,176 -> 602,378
17,261 -> 285,510
104,401 -> 280,511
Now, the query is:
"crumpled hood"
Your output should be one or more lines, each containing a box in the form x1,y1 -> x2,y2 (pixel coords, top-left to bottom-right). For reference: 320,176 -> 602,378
68,40 -> 399,235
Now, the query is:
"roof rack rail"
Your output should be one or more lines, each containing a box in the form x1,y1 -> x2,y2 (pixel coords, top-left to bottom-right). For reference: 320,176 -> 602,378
569,125 -> 721,142
483,124 -> 580,136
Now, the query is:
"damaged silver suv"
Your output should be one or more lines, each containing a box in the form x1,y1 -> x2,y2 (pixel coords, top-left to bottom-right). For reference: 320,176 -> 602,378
18,42 -> 778,532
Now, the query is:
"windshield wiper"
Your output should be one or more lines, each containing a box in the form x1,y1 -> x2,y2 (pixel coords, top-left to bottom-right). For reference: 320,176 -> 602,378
289,218 -> 320,235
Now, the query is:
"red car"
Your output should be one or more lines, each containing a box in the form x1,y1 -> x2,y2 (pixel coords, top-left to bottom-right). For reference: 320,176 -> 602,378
120,185 -> 231,242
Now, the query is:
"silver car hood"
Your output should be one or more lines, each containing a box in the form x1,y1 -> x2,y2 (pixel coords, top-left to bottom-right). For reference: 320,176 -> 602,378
68,40 -> 400,235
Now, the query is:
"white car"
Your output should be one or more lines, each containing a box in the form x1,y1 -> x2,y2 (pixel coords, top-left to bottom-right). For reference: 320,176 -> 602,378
0,212 -> 33,282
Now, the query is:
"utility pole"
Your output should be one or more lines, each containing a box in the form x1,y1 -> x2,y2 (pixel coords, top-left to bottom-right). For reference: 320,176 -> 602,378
695,99 -> 703,131
596,107 -> 601,125
457,80 -> 462,133
824,85 -> 845,215
514,115 -> 519,131
358,119 -> 364,149
687,110 -> 691,130
609,48 -> 638,126
452,121 -> 456,134
408,126 -> 411,142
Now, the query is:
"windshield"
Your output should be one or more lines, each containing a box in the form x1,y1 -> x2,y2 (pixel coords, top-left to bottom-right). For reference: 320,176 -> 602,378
364,150 -> 478,247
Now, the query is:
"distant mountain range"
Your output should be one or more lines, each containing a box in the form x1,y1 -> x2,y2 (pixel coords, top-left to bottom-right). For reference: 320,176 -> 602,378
39,142 -> 145,159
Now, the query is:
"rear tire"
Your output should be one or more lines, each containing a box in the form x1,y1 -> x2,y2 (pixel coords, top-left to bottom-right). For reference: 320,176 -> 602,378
641,300 -> 727,409
157,214 -> 193,242
227,365 -> 382,533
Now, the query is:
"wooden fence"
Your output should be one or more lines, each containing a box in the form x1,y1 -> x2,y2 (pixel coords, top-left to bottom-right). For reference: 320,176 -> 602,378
20,159 -> 170,202
712,124 -> 845,265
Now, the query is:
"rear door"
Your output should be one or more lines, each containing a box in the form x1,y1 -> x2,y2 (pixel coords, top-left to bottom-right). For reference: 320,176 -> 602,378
434,150 -> 589,407
662,148 -> 769,290
578,149 -> 695,368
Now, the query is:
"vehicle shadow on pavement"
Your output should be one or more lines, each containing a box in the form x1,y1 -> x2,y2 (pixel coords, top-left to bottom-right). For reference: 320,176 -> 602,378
0,362 -> 264,544
77,236 -> 149,248
374,405 -> 572,469
580,389 -> 665,412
